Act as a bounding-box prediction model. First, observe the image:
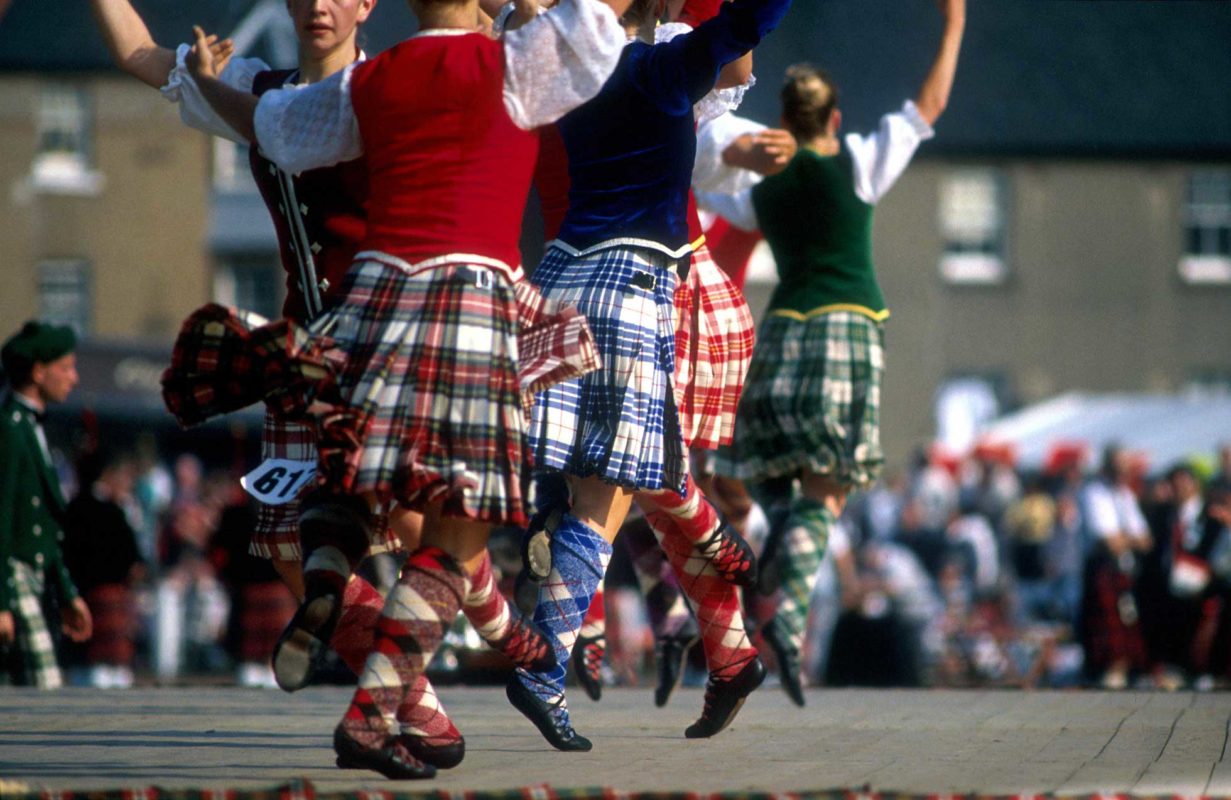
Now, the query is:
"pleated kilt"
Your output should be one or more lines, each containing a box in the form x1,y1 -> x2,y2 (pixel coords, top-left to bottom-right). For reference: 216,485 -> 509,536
83,584 -> 137,667
672,243 -> 754,450
163,255 -> 599,531
1,560 -> 60,688
312,254 -> 533,526
716,310 -> 884,489
529,243 -> 686,493
250,410 -> 398,560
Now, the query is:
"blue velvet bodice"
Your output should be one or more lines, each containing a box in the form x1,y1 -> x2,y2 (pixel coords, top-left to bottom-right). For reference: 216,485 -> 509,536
554,0 -> 791,254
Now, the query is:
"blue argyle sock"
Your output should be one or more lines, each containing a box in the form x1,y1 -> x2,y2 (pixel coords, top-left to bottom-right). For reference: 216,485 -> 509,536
515,513 -> 612,726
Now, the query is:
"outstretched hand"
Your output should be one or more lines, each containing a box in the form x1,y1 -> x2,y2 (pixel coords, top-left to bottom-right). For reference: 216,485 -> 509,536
748,129 -> 797,176
186,24 -> 234,82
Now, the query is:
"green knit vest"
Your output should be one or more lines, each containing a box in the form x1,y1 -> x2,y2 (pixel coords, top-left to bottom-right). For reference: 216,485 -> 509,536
751,149 -> 887,319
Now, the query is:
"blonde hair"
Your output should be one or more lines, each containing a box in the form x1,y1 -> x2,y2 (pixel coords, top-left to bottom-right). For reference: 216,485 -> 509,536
781,63 -> 838,141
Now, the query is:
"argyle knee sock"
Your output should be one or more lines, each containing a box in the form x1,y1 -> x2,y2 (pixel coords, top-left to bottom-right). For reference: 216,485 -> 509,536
644,475 -> 719,544
396,673 -> 462,748
460,550 -> 551,669
300,514 -> 369,601
646,505 -> 757,682
340,546 -> 465,750
514,514 -> 612,726
772,498 -> 833,651
330,575 -> 384,676
645,477 -> 754,585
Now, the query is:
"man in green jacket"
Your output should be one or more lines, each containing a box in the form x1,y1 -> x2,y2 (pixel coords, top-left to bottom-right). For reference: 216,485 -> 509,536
1,321 -> 93,687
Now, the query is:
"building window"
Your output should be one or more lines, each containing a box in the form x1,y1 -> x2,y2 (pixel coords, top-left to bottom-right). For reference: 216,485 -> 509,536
37,260 -> 92,336
213,137 -> 256,193
1179,170 -> 1231,285
935,373 -> 1009,454
213,256 -> 284,321
31,84 -> 103,195
938,169 -> 1008,285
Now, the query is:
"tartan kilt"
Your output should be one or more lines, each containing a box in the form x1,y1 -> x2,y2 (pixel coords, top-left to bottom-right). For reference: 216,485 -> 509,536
672,244 -> 754,451
250,410 -> 399,560
1,560 -> 61,688
716,310 -> 884,488
83,584 -> 137,667
309,256 -> 532,526
237,581 -> 299,663
528,244 -> 686,493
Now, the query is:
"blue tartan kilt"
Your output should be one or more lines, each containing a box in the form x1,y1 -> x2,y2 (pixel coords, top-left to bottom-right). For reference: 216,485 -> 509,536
528,244 -> 686,493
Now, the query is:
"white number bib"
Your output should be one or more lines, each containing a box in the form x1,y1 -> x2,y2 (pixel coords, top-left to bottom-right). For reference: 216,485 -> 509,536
241,459 -> 318,506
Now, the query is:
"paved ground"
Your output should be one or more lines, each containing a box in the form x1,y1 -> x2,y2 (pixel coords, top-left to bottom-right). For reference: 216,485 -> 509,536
1,687 -> 1230,795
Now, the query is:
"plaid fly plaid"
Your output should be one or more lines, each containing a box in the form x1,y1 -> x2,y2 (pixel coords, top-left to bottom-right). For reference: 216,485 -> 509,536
529,244 -> 687,493
672,244 -> 754,451
717,310 -> 884,489
2,559 -> 61,688
163,263 -> 599,531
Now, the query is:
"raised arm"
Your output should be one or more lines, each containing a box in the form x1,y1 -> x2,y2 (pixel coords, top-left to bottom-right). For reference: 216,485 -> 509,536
645,0 -> 791,112
187,27 -> 259,142
913,0 -> 965,126
90,0 -> 176,89
501,0 -> 631,130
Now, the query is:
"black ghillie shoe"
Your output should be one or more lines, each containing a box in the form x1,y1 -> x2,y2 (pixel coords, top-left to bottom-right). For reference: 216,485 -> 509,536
272,584 -> 342,692
684,656 -> 767,739
274,492 -> 373,691
521,473 -> 571,585
333,725 -> 436,780
573,633 -> 605,702
653,621 -> 700,708
696,510 -> 758,589
505,674 -> 593,752
396,734 -> 465,770
762,619 -> 805,707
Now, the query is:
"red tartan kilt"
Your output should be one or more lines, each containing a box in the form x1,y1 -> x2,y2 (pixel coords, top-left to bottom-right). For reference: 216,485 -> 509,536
315,257 -> 531,525
84,585 -> 137,667
1083,563 -> 1148,672
238,581 -> 299,663
673,245 -> 755,450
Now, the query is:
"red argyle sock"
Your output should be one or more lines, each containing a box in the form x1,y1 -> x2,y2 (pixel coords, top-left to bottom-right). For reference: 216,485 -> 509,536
329,574 -> 384,676
339,546 -> 464,749
644,505 -> 757,682
459,550 -> 551,669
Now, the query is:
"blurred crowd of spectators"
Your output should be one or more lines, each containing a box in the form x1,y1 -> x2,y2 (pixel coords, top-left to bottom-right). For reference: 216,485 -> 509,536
764,440 -> 1231,690
41,428 -> 1231,692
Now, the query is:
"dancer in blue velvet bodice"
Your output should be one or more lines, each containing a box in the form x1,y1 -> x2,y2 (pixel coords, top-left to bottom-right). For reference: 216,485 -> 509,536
512,0 -> 791,752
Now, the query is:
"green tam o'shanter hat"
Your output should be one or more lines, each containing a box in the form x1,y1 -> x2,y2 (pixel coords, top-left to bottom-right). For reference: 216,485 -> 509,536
1,321 -> 77,373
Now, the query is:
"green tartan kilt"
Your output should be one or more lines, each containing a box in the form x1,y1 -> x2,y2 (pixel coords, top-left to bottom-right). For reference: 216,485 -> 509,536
716,310 -> 884,488
2,559 -> 62,689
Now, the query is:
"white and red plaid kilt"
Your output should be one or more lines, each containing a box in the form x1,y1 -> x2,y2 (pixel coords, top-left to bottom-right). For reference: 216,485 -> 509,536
672,244 -> 755,451
309,255 -> 540,527
164,258 -> 598,532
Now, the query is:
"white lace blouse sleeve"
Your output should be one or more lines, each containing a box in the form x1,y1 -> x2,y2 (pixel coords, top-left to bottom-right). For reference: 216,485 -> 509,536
695,187 -> 759,233
160,43 -> 269,143
502,0 -> 626,130
652,22 -> 753,125
253,64 -> 363,175
844,99 -> 934,205
693,112 -> 766,196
